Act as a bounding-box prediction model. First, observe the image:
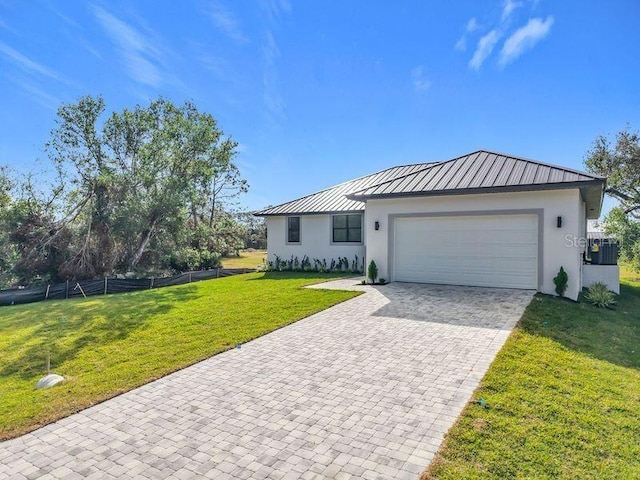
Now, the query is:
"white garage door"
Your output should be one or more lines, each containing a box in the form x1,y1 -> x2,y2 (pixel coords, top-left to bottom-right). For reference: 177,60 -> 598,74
393,214 -> 538,289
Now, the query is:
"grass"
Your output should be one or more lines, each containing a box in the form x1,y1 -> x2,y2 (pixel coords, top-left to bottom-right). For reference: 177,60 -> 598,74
220,250 -> 267,269
0,272 -> 359,441
424,267 -> 640,479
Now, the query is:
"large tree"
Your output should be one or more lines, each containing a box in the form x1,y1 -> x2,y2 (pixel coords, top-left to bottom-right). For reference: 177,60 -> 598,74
0,168 -> 16,287
586,127 -> 640,271
600,206 -> 640,269
585,128 -> 640,218
42,95 -> 247,278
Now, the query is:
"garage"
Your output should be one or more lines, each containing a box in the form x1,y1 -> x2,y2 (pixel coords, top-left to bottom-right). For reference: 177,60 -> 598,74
393,214 -> 538,289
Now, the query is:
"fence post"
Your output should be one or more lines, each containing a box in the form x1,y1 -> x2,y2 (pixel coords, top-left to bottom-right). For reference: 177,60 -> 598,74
104,277 -> 108,296
150,277 -> 154,289
66,280 -> 69,299
217,268 -> 220,278
45,285 -> 50,301
188,271 -> 192,283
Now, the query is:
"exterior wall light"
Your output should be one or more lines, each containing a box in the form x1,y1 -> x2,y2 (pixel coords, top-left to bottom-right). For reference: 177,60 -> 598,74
374,221 -> 380,231
557,216 -> 562,228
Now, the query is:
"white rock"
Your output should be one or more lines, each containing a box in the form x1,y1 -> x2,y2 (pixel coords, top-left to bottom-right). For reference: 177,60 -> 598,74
35,374 -> 65,389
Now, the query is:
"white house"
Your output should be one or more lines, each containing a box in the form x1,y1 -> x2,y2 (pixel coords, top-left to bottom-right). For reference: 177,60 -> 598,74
256,150 -> 608,300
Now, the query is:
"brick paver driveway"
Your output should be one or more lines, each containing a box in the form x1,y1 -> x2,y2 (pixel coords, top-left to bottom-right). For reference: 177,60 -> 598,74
1,280 -> 533,480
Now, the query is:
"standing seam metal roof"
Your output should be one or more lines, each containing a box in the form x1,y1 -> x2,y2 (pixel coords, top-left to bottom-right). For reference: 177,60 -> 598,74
255,150 -> 605,216
254,162 -> 435,215
347,150 -> 603,198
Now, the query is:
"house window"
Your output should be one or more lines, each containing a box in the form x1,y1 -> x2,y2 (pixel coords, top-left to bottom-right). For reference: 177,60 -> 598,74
333,214 -> 362,243
287,216 -> 300,243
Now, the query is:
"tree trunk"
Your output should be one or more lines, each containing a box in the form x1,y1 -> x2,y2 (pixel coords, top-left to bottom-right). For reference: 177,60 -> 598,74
129,219 -> 157,269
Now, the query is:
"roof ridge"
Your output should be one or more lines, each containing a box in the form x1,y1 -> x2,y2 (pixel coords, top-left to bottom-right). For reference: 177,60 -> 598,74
347,150 -> 603,198
475,149 -> 605,180
255,161 -> 434,215
346,151 -> 474,196
359,162 -> 441,192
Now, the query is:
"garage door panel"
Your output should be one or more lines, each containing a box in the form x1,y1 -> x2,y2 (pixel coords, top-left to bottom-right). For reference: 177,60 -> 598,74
393,214 -> 538,289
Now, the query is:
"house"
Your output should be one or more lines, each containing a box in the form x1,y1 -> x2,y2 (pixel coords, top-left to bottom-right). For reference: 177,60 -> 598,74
256,150 -> 607,300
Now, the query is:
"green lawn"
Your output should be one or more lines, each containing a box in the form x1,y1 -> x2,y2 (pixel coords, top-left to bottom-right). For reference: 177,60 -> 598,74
221,250 -> 267,269
424,268 -> 640,479
0,272 -> 359,440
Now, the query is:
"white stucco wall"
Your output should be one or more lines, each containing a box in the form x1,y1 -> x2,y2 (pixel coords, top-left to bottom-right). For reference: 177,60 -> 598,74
266,214 -> 366,268
583,265 -> 620,294
364,189 -> 584,300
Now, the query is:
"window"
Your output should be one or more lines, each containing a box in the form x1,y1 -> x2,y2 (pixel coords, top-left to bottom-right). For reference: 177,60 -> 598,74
333,214 -> 362,243
287,216 -> 300,243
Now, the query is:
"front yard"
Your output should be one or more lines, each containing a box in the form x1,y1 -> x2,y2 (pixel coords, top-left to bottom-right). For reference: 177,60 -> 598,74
0,272 -> 359,440
424,267 -> 640,479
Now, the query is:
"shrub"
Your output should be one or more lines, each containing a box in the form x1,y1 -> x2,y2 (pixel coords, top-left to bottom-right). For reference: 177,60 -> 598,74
553,266 -> 569,297
367,260 -> 378,284
263,255 -> 365,274
168,247 -> 220,272
379,278 -> 386,284
585,282 -> 617,309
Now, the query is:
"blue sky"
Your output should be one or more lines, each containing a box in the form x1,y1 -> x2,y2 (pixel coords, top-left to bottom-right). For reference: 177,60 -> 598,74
0,1 -> 638,214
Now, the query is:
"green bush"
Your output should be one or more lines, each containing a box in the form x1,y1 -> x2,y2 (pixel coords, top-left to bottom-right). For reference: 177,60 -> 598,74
553,266 -> 569,297
367,260 -> 378,284
168,247 -> 221,272
585,282 -> 617,308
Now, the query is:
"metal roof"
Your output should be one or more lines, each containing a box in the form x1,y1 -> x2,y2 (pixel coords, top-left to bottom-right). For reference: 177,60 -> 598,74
256,150 -> 606,218
255,163 -> 433,215
348,150 -> 603,198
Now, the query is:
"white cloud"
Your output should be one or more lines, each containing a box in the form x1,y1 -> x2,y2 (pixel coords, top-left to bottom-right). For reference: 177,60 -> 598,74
206,2 -> 248,44
469,30 -> 500,71
501,0 -> 523,22
411,66 -> 431,93
262,30 -> 284,118
259,0 -> 292,123
261,0 -> 292,22
454,17 -> 479,52
92,6 -> 165,88
499,16 -> 554,66
0,42 -> 61,80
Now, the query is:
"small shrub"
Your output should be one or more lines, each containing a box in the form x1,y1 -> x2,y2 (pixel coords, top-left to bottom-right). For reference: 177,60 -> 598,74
378,278 -> 386,284
367,260 -> 378,284
585,282 -> 617,309
553,266 -> 568,297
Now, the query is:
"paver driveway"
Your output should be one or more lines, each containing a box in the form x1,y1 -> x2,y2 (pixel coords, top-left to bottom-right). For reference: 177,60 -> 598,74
1,280 -> 533,480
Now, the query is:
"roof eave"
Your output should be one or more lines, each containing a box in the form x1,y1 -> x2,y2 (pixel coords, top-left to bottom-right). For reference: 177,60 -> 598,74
582,179 -> 606,220
346,180 -> 606,202
255,208 -> 365,217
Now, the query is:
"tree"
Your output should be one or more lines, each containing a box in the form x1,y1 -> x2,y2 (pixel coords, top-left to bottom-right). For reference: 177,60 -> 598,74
3,172 -> 71,285
0,168 -> 17,288
46,95 -> 247,277
0,166 -> 10,210
585,128 -> 640,218
238,213 -> 267,249
600,206 -> 640,269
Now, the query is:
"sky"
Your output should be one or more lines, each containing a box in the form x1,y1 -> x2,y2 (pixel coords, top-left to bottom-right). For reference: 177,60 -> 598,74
0,0 -> 638,215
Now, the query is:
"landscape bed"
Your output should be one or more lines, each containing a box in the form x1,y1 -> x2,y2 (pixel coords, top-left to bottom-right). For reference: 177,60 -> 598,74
0,272 -> 359,440
424,267 -> 640,479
